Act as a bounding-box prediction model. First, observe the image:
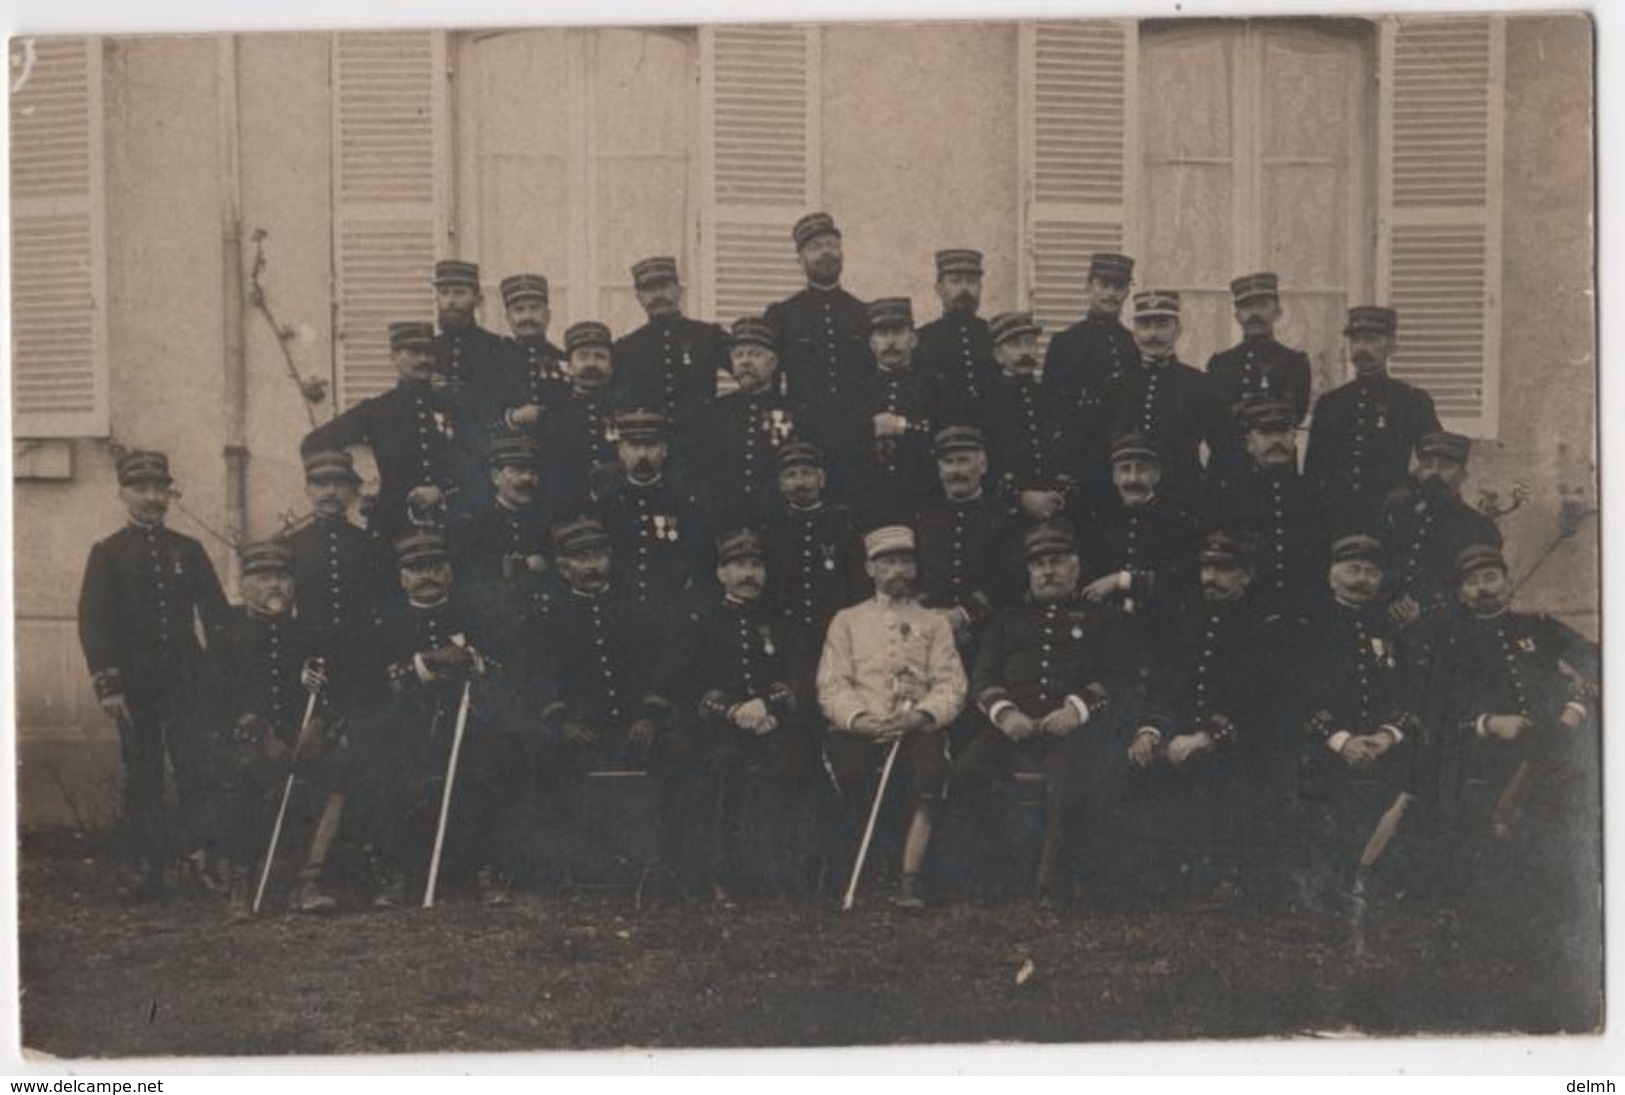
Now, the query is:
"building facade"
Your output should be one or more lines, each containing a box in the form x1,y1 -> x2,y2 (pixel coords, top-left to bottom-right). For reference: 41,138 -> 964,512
10,15 -> 1596,824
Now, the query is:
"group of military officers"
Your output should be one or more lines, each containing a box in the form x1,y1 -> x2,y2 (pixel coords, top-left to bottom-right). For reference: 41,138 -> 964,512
77,211 -> 1599,928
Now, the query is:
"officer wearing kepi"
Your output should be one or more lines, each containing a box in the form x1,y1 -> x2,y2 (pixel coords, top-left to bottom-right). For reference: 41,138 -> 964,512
914,248 -> 999,427
1205,272 -> 1313,444
200,541 -> 349,920
980,311 -> 1090,524
302,321 -> 475,542
764,212 -> 873,487
1102,290 -> 1231,506
78,450 -> 233,900
1382,431 -> 1502,627
956,521 -> 1125,906
1305,306 -> 1442,533
1042,251 -> 1139,408
687,316 -> 801,531
432,260 -> 510,433
537,320 -> 624,511
849,297 -> 945,527
684,529 -> 819,905
594,408 -> 707,613
611,256 -> 731,435
761,441 -> 866,638
282,448 -> 392,679
1208,397 -> 1328,619
495,272 -> 569,430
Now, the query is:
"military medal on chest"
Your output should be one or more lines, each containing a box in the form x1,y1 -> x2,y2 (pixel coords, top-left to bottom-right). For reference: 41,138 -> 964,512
648,513 -> 679,542
821,543 -> 837,571
767,408 -> 793,445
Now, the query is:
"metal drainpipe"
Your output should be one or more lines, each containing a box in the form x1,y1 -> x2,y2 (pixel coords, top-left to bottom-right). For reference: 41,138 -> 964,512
219,35 -> 248,582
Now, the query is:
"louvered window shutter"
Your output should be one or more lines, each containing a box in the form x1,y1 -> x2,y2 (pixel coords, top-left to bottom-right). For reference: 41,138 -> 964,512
1377,15 -> 1505,437
331,31 -> 451,409
698,25 -> 821,325
11,37 -> 107,438
1019,21 -> 1137,348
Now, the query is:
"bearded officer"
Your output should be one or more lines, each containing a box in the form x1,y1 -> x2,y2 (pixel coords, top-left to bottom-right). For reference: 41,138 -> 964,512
611,256 -> 730,435
432,259 -> 510,419
764,212 -> 873,490
817,525 -> 968,909
78,450 -> 233,899
1383,431 -> 1502,628
1305,306 -> 1442,533
915,248 -> 999,427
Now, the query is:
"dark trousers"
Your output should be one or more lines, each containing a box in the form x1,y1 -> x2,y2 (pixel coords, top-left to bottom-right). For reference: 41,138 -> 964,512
951,725 -> 1080,894
823,727 -> 949,878
117,680 -> 209,867
703,713 -> 817,886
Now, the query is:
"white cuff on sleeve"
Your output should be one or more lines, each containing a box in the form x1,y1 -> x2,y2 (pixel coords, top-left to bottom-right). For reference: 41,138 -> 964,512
1136,726 -> 1162,744
1564,701 -> 1588,723
1476,714 -> 1491,738
987,700 -> 1016,727
413,653 -> 434,683
1065,695 -> 1091,725
845,710 -> 868,732
1117,570 -> 1132,592
1378,723 -> 1404,745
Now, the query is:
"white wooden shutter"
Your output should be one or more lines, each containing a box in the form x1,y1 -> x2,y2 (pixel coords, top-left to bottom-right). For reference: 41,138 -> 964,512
331,31 -> 451,408
1377,15 -> 1504,437
698,25 -> 820,325
1019,20 -> 1137,347
10,37 -> 107,438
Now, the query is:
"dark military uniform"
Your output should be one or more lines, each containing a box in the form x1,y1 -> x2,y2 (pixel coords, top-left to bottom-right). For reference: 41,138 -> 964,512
1041,312 -> 1138,407
1078,491 -> 1205,630
537,389 -> 621,510
762,500 -> 865,636
1207,338 -> 1313,425
916,311 -> 998,428
1117,544 -> 1278,885
679,535 -> 819,893
78,459 -> 233,879
1287,582 -> 1422,898
594,466 -> 707,613
980,370 -> 1090,514
1384,476 -> 1502,619
914,491 -> 1022,639
1209,463 -> 1328,618
283,515 -> 391,683
1102,356 -> 1230,505
687,388 -> 801,532
848,360 -> 945,528
500,335 -> 569,414
303,378 -> 478,543
764,283 -> 873,484
1305,371 -> 1441,534
957,527 -> 1132,897
532,521 -> 695,872
360,575 -> 526,898
611,315 -> 730,429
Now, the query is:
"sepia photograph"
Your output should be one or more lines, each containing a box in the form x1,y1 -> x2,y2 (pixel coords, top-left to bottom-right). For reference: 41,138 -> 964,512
6,0 -> 1604,1065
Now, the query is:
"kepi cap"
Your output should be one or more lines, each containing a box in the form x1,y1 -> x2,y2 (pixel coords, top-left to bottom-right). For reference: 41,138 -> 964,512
433,260 -> 480,290
792,212 -> 841,250
500,273 -> 549,307
117,450 -> 172,487
863,525 -> 915,560
988,310 -> 1041,345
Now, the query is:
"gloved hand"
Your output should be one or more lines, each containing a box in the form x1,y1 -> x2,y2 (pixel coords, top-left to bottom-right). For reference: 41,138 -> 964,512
872,411 -> 908,438
406,485 -> 446,512
300,658 -> 329,694
1166,731 -> 1214,768
1082,573 -> 1124,604
508,403 -> 543,429
732,697 -> 771,732
561,718 -> 598,747
1127,727 -> 1162,769
1038,704 -> 1084,738
1019,490 -> 1064,520
1484,714 -> 1532,741
1387,595 -> 1422,628
421,644 -> 477,681
996,708 -> 1037,742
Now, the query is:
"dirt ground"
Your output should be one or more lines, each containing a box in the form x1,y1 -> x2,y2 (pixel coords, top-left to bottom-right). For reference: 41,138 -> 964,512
15,830 -> 1602,1060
